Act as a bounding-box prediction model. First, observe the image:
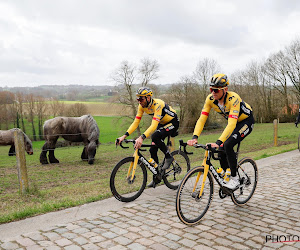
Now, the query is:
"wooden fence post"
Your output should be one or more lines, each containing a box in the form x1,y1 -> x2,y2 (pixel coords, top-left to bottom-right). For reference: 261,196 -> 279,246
14,129 -> 29,194
273,119 -> 278,147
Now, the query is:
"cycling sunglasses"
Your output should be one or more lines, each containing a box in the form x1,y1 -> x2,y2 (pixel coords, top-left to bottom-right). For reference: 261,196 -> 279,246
137,97 -> 145,102
210,87 -> 225,93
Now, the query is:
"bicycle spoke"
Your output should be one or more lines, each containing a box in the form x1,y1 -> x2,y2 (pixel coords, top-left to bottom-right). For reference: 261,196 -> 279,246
231,158 -> 258,205
163,150 -> 190,190
176,166 -> 213,225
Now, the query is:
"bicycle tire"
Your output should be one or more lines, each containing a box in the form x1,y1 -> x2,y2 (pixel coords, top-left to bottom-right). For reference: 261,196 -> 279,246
231,157 -> 258,205
298,135 -> 300,152
163,150 -> 191,190
110,157 -> 147,202
176,166 -> 214,225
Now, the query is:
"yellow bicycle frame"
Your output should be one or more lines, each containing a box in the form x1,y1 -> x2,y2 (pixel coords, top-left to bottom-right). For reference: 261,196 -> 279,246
127,149 -> 139,181
192,149 -> 210,198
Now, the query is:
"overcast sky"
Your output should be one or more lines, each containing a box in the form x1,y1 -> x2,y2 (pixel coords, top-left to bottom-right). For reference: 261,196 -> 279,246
0,0 -> 300,87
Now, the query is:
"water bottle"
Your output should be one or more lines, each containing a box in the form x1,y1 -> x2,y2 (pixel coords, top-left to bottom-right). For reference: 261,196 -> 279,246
224,168 -> 231,183
149,158 -> 158,168
216,167 -> 225,177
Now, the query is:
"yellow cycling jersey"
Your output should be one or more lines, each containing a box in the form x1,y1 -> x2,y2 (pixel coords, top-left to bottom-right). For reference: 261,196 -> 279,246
193,91 -> 252,144
127,98 -> 177,138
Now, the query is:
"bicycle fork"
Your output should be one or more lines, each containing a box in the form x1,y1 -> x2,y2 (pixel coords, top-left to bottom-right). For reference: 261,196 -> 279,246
192,150 -> 209,199
127,149 -> 139,183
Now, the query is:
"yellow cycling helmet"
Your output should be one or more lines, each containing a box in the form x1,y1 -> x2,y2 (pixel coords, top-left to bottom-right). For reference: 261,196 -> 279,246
136,87 -> 153,97
210,73 -> 229,87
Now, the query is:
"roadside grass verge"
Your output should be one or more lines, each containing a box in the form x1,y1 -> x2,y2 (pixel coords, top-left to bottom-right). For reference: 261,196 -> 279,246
0,122 -> 298,224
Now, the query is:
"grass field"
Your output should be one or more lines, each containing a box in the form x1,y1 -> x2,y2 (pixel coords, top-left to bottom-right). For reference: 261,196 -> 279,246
0,122 -> 298,224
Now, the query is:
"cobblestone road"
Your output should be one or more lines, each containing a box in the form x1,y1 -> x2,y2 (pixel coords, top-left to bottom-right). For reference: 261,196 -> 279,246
0,150 -> 299,249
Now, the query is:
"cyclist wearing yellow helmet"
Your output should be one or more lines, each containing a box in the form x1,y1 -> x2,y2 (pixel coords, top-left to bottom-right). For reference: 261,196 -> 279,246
295,108 -> 300,127
187,73 -> 254,190
116,87 -> 179,187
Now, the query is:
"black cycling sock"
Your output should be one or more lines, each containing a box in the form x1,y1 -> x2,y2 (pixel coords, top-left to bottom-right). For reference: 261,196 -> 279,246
165,151 -> 172,159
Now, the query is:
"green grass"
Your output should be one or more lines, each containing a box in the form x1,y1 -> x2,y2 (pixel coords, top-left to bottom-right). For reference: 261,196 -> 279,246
0,122 -> 298,223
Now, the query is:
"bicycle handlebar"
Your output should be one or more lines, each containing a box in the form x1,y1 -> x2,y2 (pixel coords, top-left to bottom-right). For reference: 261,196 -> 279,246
182,141 -> 224,161
116,139 -> 154,151
179,140 -> 193,155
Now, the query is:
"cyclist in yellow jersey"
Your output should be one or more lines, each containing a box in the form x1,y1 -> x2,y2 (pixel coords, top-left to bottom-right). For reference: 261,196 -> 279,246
295,108 -> 300,127
187,73 -> 254,190
116,87 -> 179,187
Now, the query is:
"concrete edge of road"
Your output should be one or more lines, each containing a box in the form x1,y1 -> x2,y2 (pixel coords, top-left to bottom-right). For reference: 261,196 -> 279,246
0,149 -> 299,240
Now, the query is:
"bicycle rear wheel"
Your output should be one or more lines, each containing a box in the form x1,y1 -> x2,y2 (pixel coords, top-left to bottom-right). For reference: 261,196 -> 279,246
163,150 -> 190,190
231,157 -> 258,205
110,157 -> 147,202
176,166 -> 214,225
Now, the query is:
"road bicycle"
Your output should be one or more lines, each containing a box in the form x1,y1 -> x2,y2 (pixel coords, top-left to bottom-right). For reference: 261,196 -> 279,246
110,136 -> 191,202
176,141 -> 258,225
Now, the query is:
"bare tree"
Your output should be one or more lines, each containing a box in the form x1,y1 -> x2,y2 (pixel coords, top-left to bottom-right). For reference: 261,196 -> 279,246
49,98 -> 65,117
169,76 -> 202,133
15,92 -> 27,133
36,96 -> 48,139
139,58 -> 159,86
0,91 -> 14,129
285,39 -> 300,103
65,103 -> 88,117
193,58 -> 221,100
111,58 -> 160,136
26,94 -> 37,141
264,51 -> 291,115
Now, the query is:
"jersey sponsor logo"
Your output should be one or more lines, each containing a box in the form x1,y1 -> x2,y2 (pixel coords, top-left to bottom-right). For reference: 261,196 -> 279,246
233,99 -> 239,107
140,156 -> 157,174
229,114 -> 238,119
239,124 -> 248,134
233,110 -> 239,113
240,128 -> 249,138
232,134 -> 238,139
241,104 -> 251,115
210,165 -> 226,185
136,116 -> 142,120
210,96 -> 214,101
201,111 -> 209,116
156,105 -> 162,112
153,117 -> 160,122
164,124 -> 174,130
164,107 -> 175,117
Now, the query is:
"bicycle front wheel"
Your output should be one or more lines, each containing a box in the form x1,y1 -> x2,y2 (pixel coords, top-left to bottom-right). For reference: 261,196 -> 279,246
110,157 -> 147,202
163,150 -> 190,190
231,157 -> 258,205
176,166 -> 214,225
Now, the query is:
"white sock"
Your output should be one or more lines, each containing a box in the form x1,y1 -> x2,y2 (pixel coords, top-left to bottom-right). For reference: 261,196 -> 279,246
231,176 -> 238,181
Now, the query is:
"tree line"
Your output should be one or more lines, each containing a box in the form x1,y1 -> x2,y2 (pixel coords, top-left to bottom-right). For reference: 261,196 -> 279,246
112,39 -> 300,133
0,93 -> 88,140
1,39 -> 299,139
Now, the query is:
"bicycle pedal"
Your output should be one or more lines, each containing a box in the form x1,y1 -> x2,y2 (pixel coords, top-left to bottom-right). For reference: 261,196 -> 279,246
147,180 -> 156,188
219,189 -> 228,199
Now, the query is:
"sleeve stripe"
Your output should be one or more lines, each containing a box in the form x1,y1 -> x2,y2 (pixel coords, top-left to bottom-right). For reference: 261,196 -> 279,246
201,111 -> 209,116
136,116 -> 142,120
153,117 -> 160,122
229,114 -> 238,119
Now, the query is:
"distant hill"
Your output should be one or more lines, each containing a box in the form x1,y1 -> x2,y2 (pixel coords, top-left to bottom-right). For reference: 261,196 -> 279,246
0,85 -> 117,101
0,83 -> 173,101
